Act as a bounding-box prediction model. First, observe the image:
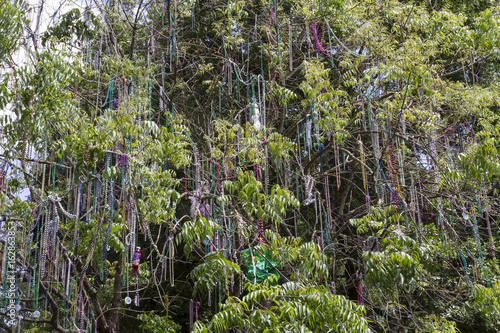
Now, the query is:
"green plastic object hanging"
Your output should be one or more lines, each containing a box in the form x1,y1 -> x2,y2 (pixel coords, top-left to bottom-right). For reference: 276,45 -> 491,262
241,248 -> 280,285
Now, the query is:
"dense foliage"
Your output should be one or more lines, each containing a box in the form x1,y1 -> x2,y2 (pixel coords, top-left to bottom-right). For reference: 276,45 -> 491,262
2,0 -> 500,332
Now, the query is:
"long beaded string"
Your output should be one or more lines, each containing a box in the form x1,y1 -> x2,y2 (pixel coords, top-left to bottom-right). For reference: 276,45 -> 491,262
189,299 -> 194,331
50,208 -> 60,277
41,129 -> 47,198
40,208 -> 51,279
169,233 -> 175,287
305,115 -> 312,157
411,138 -> 423,231
333,136 -> 340,191
310,0 -> 328,56
79,279 -> 84,332
193,147 -> 200,190
130,206 -> 136,268
359,138 -> 370,213
485,209 -> 496,258
325,175 -> 332,229
102,153 -> 111,281
369,109 -> 383,202
388,136 -> 401,209
273,0 -> 282,67
32,208 -> 42,321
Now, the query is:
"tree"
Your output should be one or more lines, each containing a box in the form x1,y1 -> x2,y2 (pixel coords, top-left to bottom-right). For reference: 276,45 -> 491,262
1,0 -> 500,332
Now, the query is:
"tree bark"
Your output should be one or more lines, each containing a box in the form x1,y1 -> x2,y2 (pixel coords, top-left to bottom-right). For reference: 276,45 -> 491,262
107,253 -> 123,333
